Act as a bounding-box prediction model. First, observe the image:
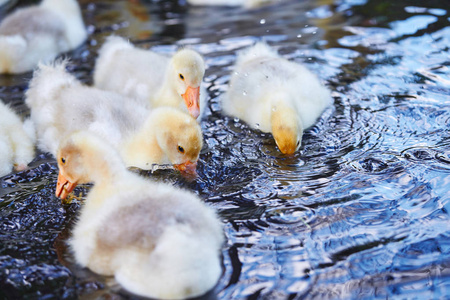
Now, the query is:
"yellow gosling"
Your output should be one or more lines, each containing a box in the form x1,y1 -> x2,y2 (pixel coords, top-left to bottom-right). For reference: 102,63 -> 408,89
0,100 -> 35,176
26,61 -> 203,174
56,131 -> 223,299
222,42 -> 332,154
0,0 -> 86,74
93,36 -> 206,119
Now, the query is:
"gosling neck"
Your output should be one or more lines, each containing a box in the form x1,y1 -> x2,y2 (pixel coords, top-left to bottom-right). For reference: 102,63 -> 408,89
80,143 -> 126,184
120,118 -> 165,170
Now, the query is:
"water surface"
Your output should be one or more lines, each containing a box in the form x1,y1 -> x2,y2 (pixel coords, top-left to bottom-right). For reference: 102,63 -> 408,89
0,0 -> 449,299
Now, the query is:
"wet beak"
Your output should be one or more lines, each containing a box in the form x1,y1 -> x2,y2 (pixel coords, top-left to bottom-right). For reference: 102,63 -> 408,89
182,86 -> 200,119
275,142 -> 297,155
174,160 -> 198,175
56,171 -> 77,200
276,141 -> 296,155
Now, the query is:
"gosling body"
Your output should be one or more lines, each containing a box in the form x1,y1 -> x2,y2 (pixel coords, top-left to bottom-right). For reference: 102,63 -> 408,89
222,42 -> 331,154
0,101 -> 35,176
56,131 -> 223,299
94,36 -> 206,119
26,61 -> 203,171
0,0 -> 86,74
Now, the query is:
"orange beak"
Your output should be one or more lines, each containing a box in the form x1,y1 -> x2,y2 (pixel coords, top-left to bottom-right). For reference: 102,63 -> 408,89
56,171 -> 78,200
174,160 -> 198,175
182,86 -> 200,119
275,140 -> 297,155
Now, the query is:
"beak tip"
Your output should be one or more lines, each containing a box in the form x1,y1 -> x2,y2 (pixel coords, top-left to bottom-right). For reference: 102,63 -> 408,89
174,161 -> 198,176
189,108 -> 200,119
56,172 -> 76,201
183,86 -> 201,119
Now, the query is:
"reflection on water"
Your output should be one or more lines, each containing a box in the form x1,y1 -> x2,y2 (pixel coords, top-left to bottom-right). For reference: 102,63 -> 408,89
0,0 -> 449,299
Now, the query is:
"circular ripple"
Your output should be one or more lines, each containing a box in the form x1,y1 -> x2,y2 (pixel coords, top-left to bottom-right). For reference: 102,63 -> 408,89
263,205 -> 315,226
402,147 -> 450,172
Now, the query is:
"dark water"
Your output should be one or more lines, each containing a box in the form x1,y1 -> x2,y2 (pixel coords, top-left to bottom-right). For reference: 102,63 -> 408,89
1,0 -> 449,299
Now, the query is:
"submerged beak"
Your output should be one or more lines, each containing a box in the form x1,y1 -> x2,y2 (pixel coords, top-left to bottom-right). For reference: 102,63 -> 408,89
56,171 -> 77,200
274,137 -> 299,155
182,86 -> 200,119
174,160 -> 198,176
275,140 -> 297,155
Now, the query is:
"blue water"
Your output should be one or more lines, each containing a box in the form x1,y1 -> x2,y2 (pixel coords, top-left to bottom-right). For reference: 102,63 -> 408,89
0,0 -> 449,299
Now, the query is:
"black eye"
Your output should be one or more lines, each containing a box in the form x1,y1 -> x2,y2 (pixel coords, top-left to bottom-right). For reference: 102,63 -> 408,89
178,146 -> 185,153
61,157 -> 66,164
179,73 -> 184,80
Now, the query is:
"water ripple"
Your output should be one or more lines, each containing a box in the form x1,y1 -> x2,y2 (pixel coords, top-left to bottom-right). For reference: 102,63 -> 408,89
0,0 -> 449,299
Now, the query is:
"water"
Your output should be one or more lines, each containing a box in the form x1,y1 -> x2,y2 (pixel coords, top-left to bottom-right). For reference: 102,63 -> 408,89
0,0 -> 449,299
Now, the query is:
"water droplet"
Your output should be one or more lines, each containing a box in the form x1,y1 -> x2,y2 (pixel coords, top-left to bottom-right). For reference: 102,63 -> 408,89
87,25 -> 96,34
297,34 -> 302,38
312,31 -> 317,35
255,123 -> 260,129
226,134 -> 233,143
243,91 -> 247,96
260,19 -> 266,24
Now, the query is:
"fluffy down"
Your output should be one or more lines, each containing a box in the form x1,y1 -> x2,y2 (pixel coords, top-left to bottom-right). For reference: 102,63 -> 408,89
26,61 -> 203,172
0,100 -> 35,176
94,36 -> 207,119
0,0 -> 86,74
56,131 -> 223,299
222,42 -> 332,154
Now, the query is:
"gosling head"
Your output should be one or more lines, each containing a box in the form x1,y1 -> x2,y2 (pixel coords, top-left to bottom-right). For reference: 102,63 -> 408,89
55,131 -> 122,200
56,134 -> 86,200
271,105 -> 303,155
155,108 -> 203,174
170,49 -> 205,119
